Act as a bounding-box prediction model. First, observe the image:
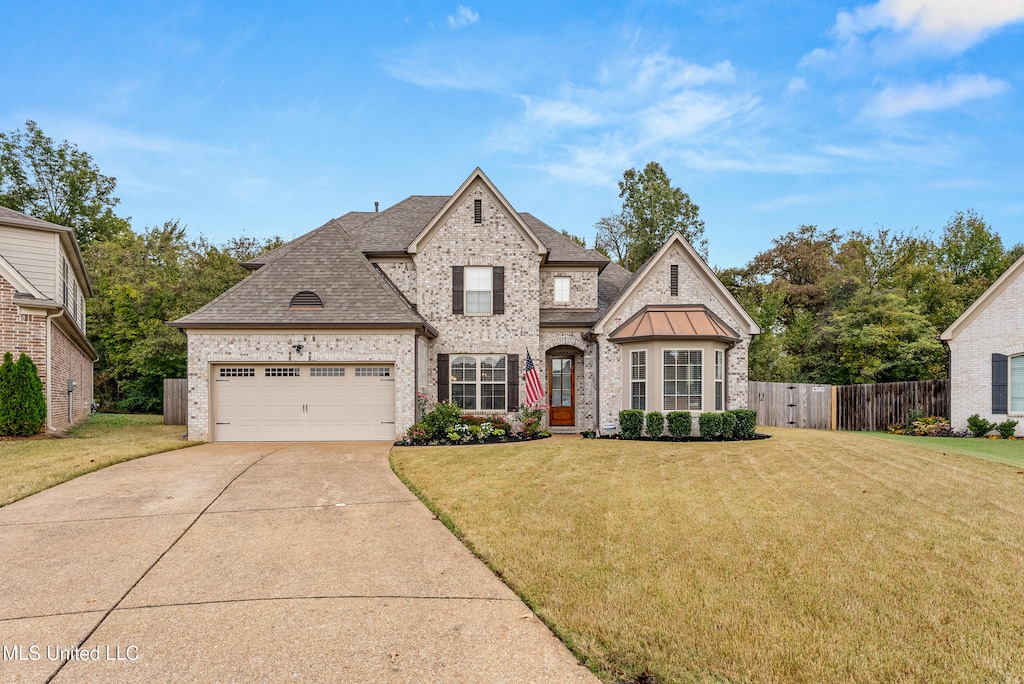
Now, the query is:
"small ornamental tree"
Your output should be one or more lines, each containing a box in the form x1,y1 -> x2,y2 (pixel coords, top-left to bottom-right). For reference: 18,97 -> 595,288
0,353 -> 47,436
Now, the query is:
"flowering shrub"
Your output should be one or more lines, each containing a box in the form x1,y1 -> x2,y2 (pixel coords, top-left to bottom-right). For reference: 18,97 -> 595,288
399,399 -> 545,446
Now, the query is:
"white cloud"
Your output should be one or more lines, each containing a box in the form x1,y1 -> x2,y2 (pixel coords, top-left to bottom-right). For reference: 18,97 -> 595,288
785,77 -> 809,95
447,6 -> 479,30
837,0 -> 1024,49
865,73 -> 1010,117
521,97 -> 603,127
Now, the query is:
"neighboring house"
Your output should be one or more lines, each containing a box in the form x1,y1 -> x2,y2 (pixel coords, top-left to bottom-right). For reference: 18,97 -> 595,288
941,252 -> 1024,435
0,206 -> 96,430
172,168 -> 759,442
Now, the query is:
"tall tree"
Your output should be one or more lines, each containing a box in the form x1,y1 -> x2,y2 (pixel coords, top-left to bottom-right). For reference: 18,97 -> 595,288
0,120 -> 130,247
595,162 -> 706,270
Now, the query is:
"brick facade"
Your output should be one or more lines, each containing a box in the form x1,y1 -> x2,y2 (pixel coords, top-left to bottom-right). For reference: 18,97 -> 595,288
594,241 -> 753,432
539,268 -> 599,309
48,322 -> 94,429
1,274 -> 94,431
186,331 -> 417,441
416,184 -> 541,411
947,266 -> 1024,435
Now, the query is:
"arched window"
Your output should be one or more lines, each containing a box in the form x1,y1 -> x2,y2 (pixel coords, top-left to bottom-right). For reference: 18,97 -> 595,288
289,291 -> 323,309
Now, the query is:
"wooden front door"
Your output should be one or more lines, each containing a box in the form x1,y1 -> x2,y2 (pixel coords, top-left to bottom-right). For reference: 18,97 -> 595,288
548,356 -> 575,426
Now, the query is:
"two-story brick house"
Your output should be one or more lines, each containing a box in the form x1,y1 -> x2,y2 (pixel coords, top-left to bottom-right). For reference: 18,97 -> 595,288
172,169 -> 759,441
0,206 -> 96,430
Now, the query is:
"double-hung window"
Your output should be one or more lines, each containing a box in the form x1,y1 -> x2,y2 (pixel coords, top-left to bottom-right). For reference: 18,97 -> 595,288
631,350 -> 647,410
664,350 -> 702,411
553,277 -> 571,304
1011,355 -> 1024,414
714,350 -> 724,411
451,354 -> 506,410
465,267 -> 492,314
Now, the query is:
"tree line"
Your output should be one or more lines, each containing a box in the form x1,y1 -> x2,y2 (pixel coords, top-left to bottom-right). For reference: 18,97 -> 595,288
587,161 -> 1020,385
3,122 -> 1017,411
1,121 -> 281,411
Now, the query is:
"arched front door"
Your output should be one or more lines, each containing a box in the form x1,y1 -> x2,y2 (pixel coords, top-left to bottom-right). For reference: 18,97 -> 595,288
548,356 -> 575,426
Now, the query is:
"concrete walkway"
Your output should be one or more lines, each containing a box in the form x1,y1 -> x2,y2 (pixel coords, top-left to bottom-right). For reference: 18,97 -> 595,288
0,443 -> 598,683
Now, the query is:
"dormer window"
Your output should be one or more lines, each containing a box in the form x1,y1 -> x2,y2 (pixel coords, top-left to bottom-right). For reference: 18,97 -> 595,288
554,277 -> 570,303
290,291 -> 323,309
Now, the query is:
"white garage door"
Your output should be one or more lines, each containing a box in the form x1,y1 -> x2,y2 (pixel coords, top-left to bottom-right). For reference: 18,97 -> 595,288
211,364 -> 396,441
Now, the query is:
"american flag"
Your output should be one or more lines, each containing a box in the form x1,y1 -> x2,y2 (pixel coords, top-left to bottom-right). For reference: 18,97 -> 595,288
524,350 -> 544,404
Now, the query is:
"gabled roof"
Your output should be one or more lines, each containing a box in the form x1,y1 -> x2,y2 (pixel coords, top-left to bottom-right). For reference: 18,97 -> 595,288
0,206 -> 93,296
941,252 -> 1024,341
520,213 -> 609,267
172,219 -> 435,333
406,168 -> 547,257
609,305 -> 740,342
592,232 -> 760,336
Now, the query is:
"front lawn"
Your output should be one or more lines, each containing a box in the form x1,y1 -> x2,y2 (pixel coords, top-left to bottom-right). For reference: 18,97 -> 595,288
391,428 -> 1024,683
864,430 -> 1024,467
0,414 -> 199,506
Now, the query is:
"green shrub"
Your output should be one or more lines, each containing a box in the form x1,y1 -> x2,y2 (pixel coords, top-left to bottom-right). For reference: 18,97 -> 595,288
996,419 -> 1018,439
645,411 -> 665,438
729,409 -> 758,440
667,411 -> 692,439
619,409 -> 644,440
420,400 -> 463,440
721,411 -> 737,439
966,414 -> 997,438
0,353 -> 47,436
698,412 -> 723,440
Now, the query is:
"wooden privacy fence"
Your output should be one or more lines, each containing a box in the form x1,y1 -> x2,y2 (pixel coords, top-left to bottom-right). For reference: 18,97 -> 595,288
834,379 -> 949,432
749,379 -> 950,431
749,382 -> 833,430
163,378 -> 187,425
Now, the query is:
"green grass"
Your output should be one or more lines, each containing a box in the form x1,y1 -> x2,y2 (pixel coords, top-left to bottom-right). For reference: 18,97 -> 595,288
0,413 -> 200,506
863,430 -> 1024,467
392,429 -> 1024,683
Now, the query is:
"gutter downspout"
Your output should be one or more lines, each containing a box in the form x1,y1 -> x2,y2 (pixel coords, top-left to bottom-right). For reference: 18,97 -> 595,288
45,309 -> 65,431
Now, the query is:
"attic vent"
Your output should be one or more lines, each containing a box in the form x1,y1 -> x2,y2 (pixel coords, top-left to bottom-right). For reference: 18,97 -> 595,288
670,265 -> 679,296
474,199 -> 482,224
290,291 -> 323,309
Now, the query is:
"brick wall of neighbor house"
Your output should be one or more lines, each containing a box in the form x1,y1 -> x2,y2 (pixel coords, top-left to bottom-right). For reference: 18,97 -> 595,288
48,323 -> 93,429
0,274 -> 48,391
949,272 -> 1024,435
185,331 -> 416,441
596,243 -> 752,430
416,185 -> 542,412
375,259 -> 418,306
538,269 -> 599,309
540,331 -> 596,430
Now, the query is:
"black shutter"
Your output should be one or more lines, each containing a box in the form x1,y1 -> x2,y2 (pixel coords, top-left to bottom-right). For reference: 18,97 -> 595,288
670,264 -> 679,296
492,266 -> 505,315
993,353 -> 1008,414
437,354 -> 450,402
506,354 -> 519,411
452,266 -> 464,315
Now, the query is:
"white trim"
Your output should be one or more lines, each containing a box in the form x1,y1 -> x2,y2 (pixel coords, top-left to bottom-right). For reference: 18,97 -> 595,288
942,251 -> 1024,341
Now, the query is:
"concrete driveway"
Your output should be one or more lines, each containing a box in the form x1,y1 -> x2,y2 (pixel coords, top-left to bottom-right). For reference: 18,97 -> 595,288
0,442 -> 597,683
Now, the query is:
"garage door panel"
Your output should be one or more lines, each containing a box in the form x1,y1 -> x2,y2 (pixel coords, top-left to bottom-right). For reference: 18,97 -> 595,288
212,365 -> 396,441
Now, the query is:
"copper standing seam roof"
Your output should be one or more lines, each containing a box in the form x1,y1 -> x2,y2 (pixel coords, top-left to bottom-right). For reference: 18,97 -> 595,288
608,305 -> 741,342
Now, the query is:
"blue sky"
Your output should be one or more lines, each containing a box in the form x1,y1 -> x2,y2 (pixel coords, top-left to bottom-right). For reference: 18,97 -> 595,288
3,1 -> 1023,268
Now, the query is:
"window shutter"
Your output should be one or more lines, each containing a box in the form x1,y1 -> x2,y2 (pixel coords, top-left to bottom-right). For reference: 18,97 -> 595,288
492,266 -> 505,315
670,264 -> 679,296
437,354 -> 450,402
452,266 -> 464,315
506,354 -> 519,411
993,353 -> 1008,414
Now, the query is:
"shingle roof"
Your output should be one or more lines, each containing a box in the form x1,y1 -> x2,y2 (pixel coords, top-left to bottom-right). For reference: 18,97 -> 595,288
172,220 -> 433,330
519,213 -> 609,266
